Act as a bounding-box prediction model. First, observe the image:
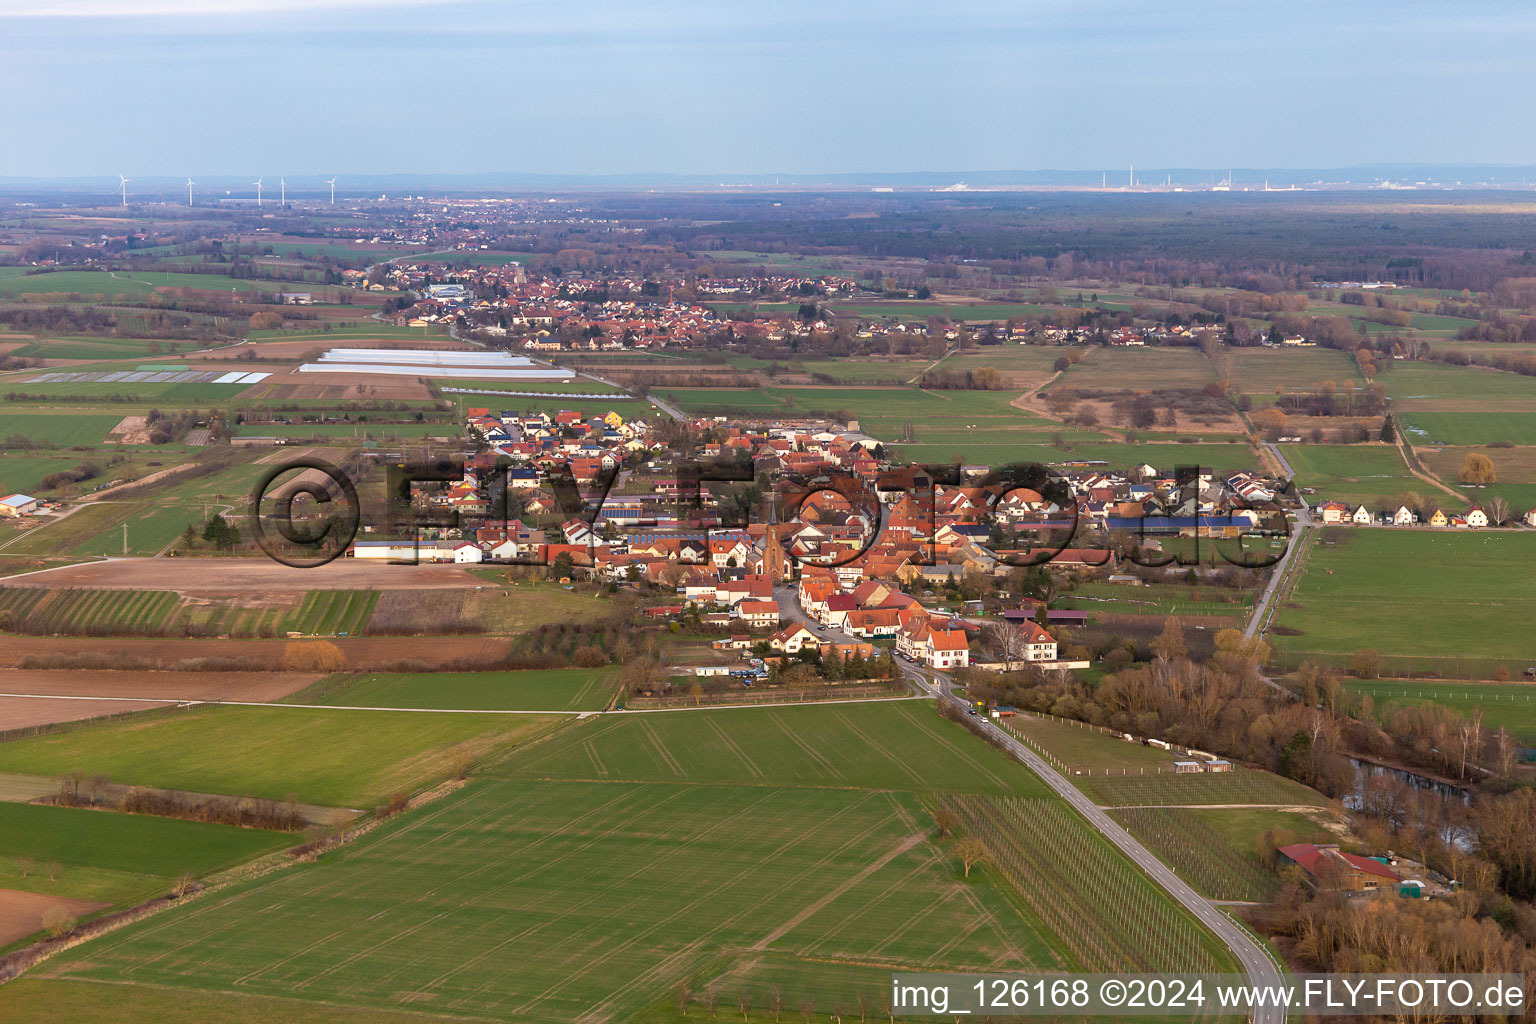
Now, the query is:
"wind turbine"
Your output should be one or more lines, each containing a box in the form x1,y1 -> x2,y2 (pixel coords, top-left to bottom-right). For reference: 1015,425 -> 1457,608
253,177 -> 263,208
186,177 -> 195,207
280,176 -> 286,205
325,176 -> 337,205
117,174 -> 131,207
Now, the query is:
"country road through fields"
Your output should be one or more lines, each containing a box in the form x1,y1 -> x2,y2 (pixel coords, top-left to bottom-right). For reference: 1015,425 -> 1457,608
777,582 -> 1288,1022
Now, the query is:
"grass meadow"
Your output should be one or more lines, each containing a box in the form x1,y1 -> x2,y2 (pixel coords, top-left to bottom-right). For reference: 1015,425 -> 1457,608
33,780 -> 1059,1021
1346,679 -> 1536,742
0,802 -> 292,910
1271,527 -> 1536,672
1278,443 -> 1425,504
1051,347 -> 1217,391
496,701 -> 1052,794
0,412 -> 125,447
0,706 -> 563,807
1398,412 -> 1536,446
4,501 -> 206,557
1226,347 -> 1363,393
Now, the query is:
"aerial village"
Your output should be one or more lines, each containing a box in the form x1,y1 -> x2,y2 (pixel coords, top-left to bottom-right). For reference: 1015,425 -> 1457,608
345,397 -> 1293,681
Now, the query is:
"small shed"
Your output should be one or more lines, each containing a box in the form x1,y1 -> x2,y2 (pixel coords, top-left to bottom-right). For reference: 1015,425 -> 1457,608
1173,761 -> 1204,774
1205,759 -> 1233,773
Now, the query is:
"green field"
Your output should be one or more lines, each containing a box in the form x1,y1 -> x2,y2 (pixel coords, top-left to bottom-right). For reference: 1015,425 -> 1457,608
1227,347 -> 1363,392
501,702 -> 1052,794
1079,771 -> 1329,807
766,356 -> 934,383
0,269 -> 273,299
1345,679 -> 1536,742
33,779 -> 1059,1020
246,421 -> 454,439
291,668 -> 618,712
0,802 -> 292,911
1397,411 -> 1536,446
5,335 -> 193,361
1279,443 -> 1425,504
1417,445 -> 1536,516
0,981 -> 498,1024
14,700 -> 1240,1019
0,412 -> 126,446
0,586 -> 179,634
0,706 -> 563,807
1385,361 -> 1536,407
1051,347 -> 1217,391
283,590 -> 379,635
892,440 -> 1257,474
6,380 -> 250,403
653,385 -> 1103,450
4,501 -> 207,557
441,377 -> 629,395
1057,580 -> 1253,618
1113,806 -> 1331,902
1271,528 -> 1536,671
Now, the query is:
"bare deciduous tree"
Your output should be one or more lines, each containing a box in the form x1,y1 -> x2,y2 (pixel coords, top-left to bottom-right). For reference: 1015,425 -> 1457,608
954,836 -> 988,878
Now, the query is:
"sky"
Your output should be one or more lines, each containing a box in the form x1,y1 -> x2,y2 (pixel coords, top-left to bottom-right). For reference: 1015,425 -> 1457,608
3,0 -> 1536,180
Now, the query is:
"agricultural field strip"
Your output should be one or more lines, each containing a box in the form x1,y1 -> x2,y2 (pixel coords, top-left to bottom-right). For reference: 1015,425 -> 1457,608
54,782 -> 1013,1019
0,692 -> 929,715
0,693 -> 586,715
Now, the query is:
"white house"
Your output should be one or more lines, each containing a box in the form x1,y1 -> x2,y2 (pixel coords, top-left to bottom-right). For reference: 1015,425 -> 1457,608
1466,506 -> 1490,528
1393,505 -> 1416,526
1351,504 -> 1373,525
486,539 -> 521,561
926,627 -> 970,670
1017,620 -> 1058,662
768,623 -> 818,654
734,600 -> 780,628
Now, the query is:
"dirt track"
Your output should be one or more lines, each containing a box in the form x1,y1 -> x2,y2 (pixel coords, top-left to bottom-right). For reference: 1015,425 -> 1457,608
0,890 -> 109,948
0,671 -> 321,729
0,697 -> 168,730
6,557 -> 488,596
0,670 -> 319,702
0,634 -> 507,671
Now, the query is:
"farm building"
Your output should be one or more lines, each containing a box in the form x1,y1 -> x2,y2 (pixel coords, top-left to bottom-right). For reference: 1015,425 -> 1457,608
0,494 -> 39,517
1278,843 -> 1399,893
1173,761 -> 1204,774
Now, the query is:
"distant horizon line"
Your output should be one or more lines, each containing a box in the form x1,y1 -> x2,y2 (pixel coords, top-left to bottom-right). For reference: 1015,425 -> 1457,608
7,162 -> 1536,190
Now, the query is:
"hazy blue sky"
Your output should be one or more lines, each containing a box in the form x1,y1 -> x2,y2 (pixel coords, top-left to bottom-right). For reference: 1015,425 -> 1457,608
3,0 -> 1534,178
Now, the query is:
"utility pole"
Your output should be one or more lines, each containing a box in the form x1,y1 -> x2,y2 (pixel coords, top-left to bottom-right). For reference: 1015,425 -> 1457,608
122,521 -> 128,555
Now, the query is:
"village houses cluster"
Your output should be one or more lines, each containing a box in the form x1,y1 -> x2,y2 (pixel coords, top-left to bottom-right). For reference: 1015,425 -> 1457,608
348,398 -> 1296,676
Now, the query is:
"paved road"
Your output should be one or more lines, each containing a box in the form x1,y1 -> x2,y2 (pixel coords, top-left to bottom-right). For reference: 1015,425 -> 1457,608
776,583 -> 1285,1021
922,669 -> 1286,1023
1245,443 -> 1313,642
